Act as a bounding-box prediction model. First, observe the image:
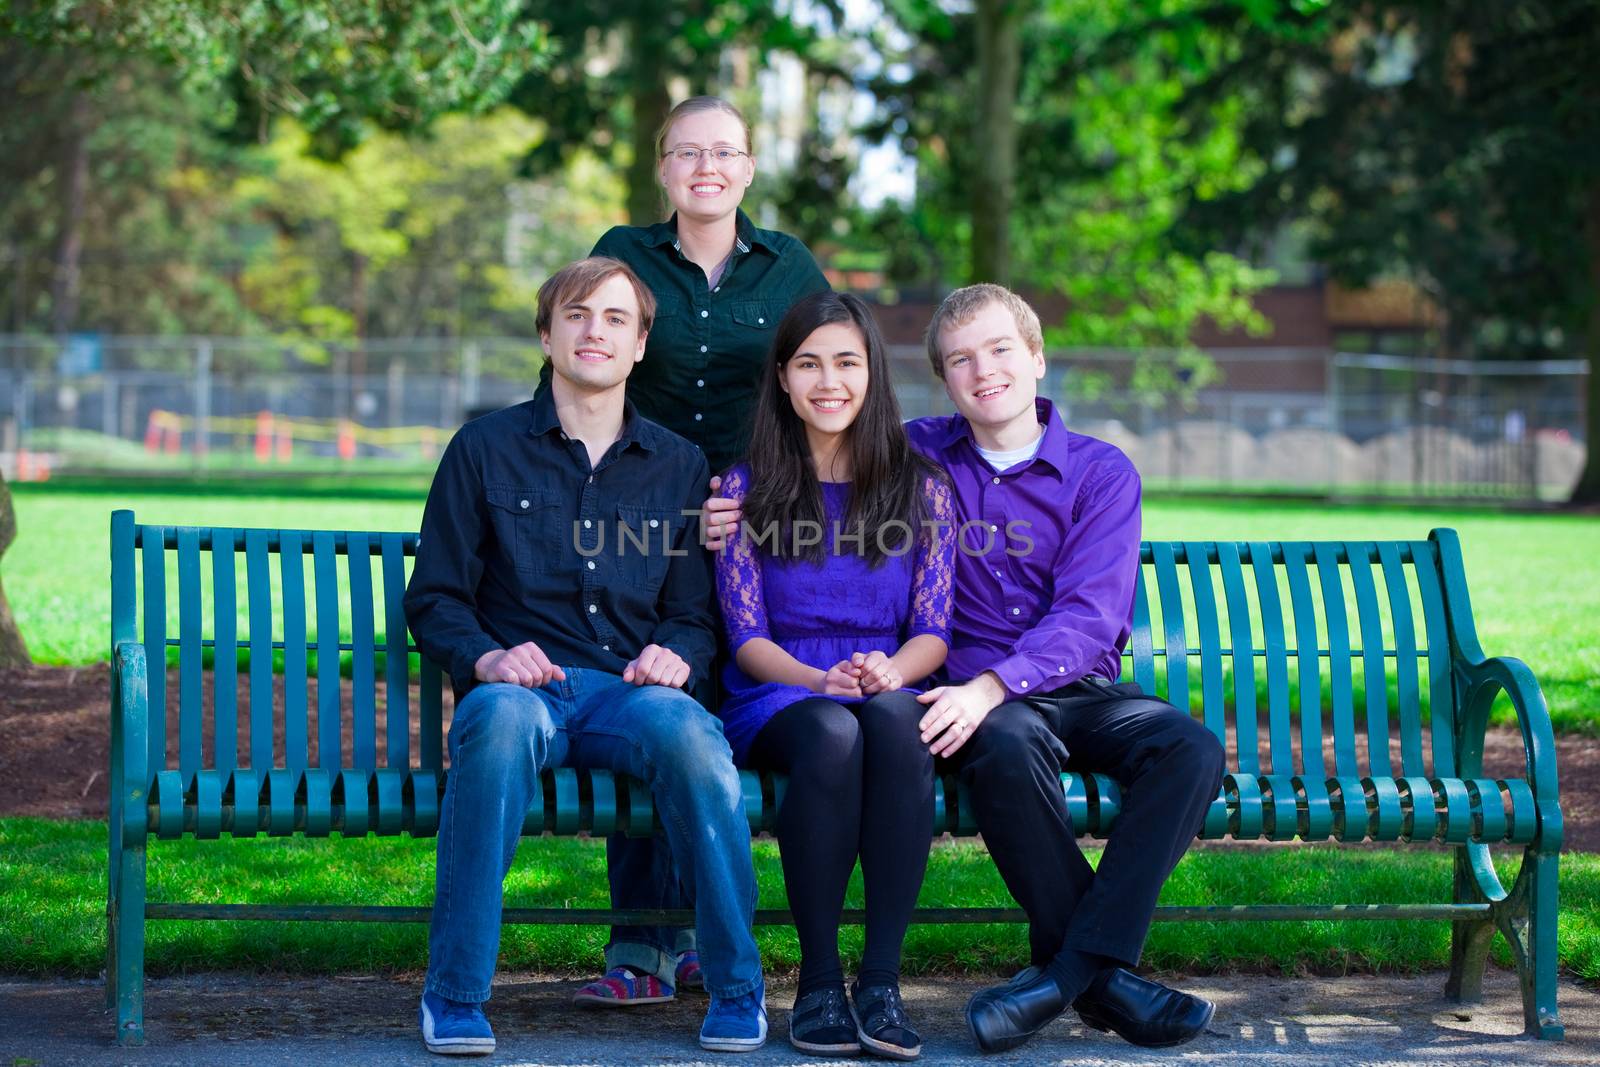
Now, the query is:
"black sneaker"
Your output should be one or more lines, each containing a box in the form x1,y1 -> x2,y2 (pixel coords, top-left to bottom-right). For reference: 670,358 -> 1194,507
850,980 -> 922,1060
789,985 -> 861,1055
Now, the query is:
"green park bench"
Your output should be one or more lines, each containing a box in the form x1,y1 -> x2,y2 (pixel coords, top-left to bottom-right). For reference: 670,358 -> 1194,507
105,510 -> 1563,1044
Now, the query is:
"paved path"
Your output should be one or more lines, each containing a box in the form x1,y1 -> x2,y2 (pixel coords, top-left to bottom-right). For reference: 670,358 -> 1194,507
2,968 -> 1596,1066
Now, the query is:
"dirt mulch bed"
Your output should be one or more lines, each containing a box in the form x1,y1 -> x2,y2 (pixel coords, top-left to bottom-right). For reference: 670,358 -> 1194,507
2,664 -> 1595,852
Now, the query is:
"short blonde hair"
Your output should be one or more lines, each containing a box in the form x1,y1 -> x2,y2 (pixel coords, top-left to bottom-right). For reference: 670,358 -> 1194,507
924,283 -> 1044,379
656,95 -> 752,158
536,257 -> 656,338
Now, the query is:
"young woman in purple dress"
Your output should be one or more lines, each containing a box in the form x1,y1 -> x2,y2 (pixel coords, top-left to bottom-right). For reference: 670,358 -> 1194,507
715,291 -> 956,1059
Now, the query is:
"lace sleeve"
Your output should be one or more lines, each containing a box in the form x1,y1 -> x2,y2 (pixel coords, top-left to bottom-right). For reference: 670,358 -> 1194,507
908,474 -> 955,642
714,466 -> 770,652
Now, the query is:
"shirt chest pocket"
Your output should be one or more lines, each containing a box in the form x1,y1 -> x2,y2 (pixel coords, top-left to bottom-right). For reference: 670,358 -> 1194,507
485,486 -> 563,576
613,503 -> 683,592
730,301 -> 776,332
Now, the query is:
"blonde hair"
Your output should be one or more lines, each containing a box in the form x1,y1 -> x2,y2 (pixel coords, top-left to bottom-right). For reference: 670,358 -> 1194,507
536,257 -> 656,338
924,283 -> 1044,379
655,95 -> 753,158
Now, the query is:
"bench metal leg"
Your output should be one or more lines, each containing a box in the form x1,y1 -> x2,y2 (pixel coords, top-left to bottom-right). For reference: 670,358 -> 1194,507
1445,847 -> 1495,1003
1513,848 -> 1564,1040
106,838 -> 147,1046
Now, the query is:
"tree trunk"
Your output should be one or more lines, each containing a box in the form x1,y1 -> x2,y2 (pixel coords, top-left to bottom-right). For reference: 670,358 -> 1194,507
49,91 -> 91,334
1571,176 -> 1600,505
626,18 -> 670,227
0,475 -> 32,667
971,0 -> 1022,286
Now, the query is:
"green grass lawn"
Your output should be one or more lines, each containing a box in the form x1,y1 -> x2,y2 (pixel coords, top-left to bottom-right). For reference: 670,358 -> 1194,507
4,818 -> 1595,981
10,484 -> 1598,731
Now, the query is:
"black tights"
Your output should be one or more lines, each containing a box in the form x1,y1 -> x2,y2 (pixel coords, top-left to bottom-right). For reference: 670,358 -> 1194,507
746,691 -> 935,996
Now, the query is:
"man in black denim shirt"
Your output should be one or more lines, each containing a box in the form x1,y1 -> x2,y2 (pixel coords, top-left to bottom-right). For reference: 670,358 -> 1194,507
404,258 -> 769,1056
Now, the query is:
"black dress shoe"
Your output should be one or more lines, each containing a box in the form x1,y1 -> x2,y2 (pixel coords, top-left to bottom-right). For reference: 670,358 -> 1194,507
965,967 -> 1068,1053
1071,968 -> 1214,1048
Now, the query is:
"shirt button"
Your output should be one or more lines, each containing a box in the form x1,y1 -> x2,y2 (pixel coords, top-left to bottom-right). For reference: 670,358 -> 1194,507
700,309 -> 709,318
990,524 -> 998,532
696,379 -> 705,387
602,645 -> 610,652
649,518 -> 660,528
1019,680 -> 1029,689
587,560 -> 596,570
1011,607 -> 1021,616
1058,666 -> 1067,672
992,476 -> 1000,484
588,604 -> 598,614
583,519 -> 592,529
519,499 -> 529,509
995,570 -> 1002,578
587,476 -> 594,484
700,345 -> 708,353
714,286 -> 721,292
758,316 -> 765,324
694,413 -> 703,421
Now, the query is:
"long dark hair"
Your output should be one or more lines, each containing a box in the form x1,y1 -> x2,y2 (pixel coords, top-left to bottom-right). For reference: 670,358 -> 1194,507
740,291 -> 944,566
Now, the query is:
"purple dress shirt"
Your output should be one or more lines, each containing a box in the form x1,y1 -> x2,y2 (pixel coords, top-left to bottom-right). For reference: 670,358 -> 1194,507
904,397 -> 1142,699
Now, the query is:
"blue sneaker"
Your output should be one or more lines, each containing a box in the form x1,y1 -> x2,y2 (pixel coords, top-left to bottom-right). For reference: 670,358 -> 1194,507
419,990 -> 495,1055
699,979 -> 768,1052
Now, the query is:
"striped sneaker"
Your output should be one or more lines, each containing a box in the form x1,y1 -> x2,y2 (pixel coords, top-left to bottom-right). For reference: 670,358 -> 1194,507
675,949 -> 705,994
572,966 -> 676,1008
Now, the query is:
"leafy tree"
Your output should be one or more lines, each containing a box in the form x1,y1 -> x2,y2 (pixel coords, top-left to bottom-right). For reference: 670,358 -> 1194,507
1149,0 -> 1600,502
866,0 -> 1271,354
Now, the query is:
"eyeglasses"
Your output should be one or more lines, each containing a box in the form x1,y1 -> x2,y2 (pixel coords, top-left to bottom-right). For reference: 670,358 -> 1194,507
664,145 -> 750,165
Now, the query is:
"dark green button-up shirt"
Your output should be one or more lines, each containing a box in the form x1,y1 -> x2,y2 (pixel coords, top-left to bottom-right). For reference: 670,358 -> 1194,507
539,210 -> 830,473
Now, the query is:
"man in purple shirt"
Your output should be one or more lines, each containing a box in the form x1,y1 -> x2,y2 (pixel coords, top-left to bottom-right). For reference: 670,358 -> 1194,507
905,284 -> 1224,1053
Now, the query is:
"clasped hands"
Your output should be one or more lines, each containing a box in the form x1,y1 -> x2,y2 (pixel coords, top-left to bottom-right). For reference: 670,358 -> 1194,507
816,650 -> 903,698
474,642 -> 690,689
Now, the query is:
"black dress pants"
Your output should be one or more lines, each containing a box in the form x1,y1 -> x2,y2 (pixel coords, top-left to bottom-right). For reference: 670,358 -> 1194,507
946,678 -> 1224,968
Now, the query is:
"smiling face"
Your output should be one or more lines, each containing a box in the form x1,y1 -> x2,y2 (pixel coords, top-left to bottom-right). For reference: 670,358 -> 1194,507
779,320 -> 871,447
658,109 -> 754,225
539,272 -> 649,395
937,300 -> 1046,443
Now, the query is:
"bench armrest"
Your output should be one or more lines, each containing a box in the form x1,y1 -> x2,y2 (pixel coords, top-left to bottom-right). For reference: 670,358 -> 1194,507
111,639 -> 150,843
1458,654 -> 1562,853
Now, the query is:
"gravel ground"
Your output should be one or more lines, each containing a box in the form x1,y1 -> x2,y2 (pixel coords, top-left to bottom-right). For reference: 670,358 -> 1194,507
2,967 -> 1596,1067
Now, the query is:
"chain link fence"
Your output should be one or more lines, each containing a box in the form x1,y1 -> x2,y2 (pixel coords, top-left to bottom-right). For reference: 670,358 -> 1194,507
1,335 -> 1588,500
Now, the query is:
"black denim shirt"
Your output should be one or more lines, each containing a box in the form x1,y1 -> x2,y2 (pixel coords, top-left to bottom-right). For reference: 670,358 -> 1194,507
403,389 -> 716,701
538,210 -> 830,473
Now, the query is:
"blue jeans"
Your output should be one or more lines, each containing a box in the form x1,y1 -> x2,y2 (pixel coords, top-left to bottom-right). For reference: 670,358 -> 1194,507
425,671 -> 761,1003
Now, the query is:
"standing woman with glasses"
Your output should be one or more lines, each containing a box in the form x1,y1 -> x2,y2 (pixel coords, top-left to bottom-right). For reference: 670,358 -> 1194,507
557,95 -> 832,1010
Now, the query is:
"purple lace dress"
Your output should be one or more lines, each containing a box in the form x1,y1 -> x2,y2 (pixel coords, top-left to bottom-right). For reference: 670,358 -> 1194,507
714,463 -> 957,763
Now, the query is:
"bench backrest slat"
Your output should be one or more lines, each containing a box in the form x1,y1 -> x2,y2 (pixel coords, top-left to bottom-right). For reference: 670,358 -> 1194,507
1314,542 -> 1359,777
211,531 -> 240,774
142,533 -> 168,775
245,529 -> 275,771
1217,542 -> 1261,775
382,533 -> 411,769
1250,541 -> 1295,776
347,532 -> 378,770
1282,543 -> 1323,776
1411,538 -> 1456,772
1378,542 -> 1425,775
1183,543 -> 1229,752
420,657 -> 444,771
313,532 -> 342,769
1151,543 -> 1189,711
177,529 -> 204,779
1347,541 -> 1393,776
1128,565 -> 1157,694
281,531 -> 310,774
